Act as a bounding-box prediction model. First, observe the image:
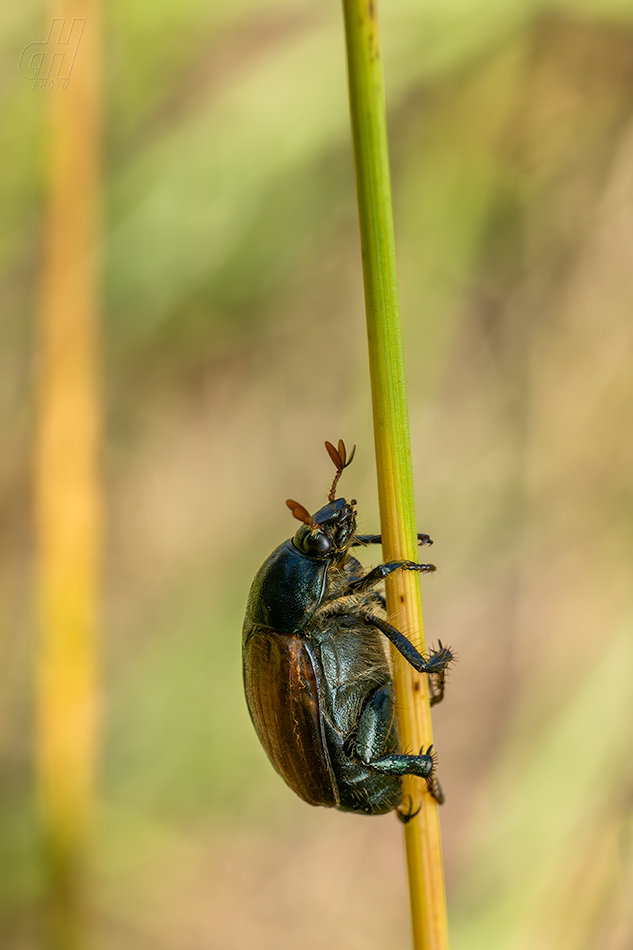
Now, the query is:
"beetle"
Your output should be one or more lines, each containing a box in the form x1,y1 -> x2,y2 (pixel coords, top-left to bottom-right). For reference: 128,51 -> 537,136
242,440 -> 453,820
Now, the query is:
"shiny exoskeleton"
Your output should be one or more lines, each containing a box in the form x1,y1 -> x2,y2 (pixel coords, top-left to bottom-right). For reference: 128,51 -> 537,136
242,441 -> 453,819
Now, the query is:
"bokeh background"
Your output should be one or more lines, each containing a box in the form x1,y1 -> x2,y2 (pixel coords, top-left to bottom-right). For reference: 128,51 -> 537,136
2,0 -> 633,947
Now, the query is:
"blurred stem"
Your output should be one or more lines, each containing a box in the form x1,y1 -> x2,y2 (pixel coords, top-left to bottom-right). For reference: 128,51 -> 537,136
35,2 -> 102,947
341,1 -> 449,948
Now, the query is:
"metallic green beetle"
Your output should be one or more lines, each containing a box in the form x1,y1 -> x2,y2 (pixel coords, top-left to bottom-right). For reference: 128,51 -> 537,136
242,441 -> 452,819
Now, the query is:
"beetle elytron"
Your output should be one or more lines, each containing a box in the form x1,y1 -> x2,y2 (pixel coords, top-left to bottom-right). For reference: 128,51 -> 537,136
242,441 -> 453,820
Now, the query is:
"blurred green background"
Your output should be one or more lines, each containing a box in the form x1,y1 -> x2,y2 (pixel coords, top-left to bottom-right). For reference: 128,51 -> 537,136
2,0 -> 633,947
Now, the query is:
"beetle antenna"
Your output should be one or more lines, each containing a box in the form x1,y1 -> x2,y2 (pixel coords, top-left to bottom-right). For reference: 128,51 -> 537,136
324,439 -> 356,502
286,499 -> 314,526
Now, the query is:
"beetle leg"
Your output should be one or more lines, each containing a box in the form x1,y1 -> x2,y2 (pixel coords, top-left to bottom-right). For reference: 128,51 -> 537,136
352,533 -> 433,547
363,612 -> 453,691
314,600 -> 452,706
364,749 -> 432,779
369,750 -> 444,805
354,689 -> 445,804
355,685 -> 396,763
342,560 -> 436,596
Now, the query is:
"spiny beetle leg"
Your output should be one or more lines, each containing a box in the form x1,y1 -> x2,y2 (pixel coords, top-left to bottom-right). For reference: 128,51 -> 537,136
343,560 -> 436,597
358,600 -> 448,705
422,640 -> 454,674
365,600 -> 448,703
364,748 -> 434,780
426,640 -> 455,706
426,641 -> 455,707
363,612 -> 454,680
354,691 -> 444,806
352,533 -> 433,547
416,743 -> 445,804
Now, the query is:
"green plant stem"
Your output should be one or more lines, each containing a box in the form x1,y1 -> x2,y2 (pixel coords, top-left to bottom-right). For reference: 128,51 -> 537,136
341,1 -> 449,948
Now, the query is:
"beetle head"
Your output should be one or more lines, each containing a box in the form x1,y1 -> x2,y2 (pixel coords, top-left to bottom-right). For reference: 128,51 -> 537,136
287,497 -> 357,560
286,439 -> 357,560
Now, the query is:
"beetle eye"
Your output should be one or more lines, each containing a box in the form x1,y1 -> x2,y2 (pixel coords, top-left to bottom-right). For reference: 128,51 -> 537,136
301,532 -> 331,557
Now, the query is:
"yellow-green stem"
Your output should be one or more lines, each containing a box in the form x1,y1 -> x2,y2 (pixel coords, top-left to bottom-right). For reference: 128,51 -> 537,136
35,2 -> 102,946
341,1 -> 449,947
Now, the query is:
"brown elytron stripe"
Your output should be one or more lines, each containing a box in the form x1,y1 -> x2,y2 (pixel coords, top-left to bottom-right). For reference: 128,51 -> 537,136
244,630 -> 336,807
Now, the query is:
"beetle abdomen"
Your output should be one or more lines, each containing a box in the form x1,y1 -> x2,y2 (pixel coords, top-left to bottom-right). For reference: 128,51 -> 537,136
243,624 -> 336,807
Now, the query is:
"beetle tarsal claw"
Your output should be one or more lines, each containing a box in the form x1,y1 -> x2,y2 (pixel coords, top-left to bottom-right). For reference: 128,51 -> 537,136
396,795 -> 421,824
425,770 -> 445,805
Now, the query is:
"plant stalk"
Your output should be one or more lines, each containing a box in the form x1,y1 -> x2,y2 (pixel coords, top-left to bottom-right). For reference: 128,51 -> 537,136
341,1 -> 449,947
35,2 -> 102,946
